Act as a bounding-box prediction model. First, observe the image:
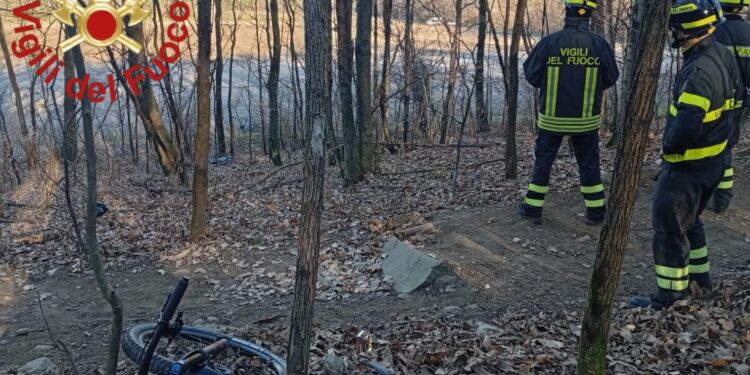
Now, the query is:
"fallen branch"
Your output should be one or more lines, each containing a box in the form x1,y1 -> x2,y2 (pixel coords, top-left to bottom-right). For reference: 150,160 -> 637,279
380,158 -> 505,176
36,292 -> 81,375
395,223 -> 438,237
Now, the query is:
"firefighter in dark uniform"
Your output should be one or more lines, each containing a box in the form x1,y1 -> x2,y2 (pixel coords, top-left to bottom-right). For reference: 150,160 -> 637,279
712,0 -> 750,212
518,0 -> 619,225
631,0 -> 742,309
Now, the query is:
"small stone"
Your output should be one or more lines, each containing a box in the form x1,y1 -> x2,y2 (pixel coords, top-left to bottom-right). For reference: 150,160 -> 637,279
476,321 -> 500,336
433,275 -> 459,291
512,237 -> 521,243
34,344 -> 54,353
466,304 -> 480,310
321,349 -> 346,374
194,268 -> 207,274
15,328 -> 34,336
193,318 -> 205,325
442,306 -> 461,315
18,357 -> 58,374
207,316 -> 219,323
444,285 -> 456,293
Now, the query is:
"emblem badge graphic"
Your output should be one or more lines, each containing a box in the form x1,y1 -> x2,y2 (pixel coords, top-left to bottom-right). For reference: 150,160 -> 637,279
52,0 -> 151,53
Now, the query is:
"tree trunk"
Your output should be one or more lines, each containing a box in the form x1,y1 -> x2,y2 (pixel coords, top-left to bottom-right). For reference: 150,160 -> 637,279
356,0 -> 374,172
214,0 -> 226,155
254,0 -> 268,156
576,1 -> 669,373
228,0 -> 238,156
611,3 -> 639,147
378,0 -> 393,144
0,103 -> 22,185
0,15 -> 35,170
125,24 -> 186,182
268,0 -> 283,165
505,0 -> 527,179
337,0 -> 363,184
475,0 -> 489,133
286,0 -> 331,371
63,48 -> 77,164
402,0 -> 413,144
191,0 -> 213,241
67,25 -> 123,375
438,0 -> 463,144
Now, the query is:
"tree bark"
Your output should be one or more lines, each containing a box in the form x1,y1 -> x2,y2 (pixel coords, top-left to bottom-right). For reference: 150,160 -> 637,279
0,15 -> 35,170
67,25 -> 123,375
356,0 -> 374,172
402,0 -> 413,144
475,0 -> 489,133
63,47 -> 77,165
378,0 -> 393,144
337,0 -> 363,184
214,0 -> 227,155
576,1 -> 669,373
254,0 -> 268,156
438,0 -> 463,144
228,0 -> 239,156
125,23 -> 185,182
505,0 -> 527,179
268,0 -> 283,165
191,0 -> 213,241
286,0 -> 330,371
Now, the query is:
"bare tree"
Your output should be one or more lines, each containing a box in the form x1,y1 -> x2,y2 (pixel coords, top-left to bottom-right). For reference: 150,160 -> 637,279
475,0 -> 490,133
438,0 -> 463,144
191,0 -> 213,241
228,0 -> 239,156
378,0 -> 394,144
66,25 -> 123,375
268,0 -> 283,165
505,0 -> 527,179
356,0 -> 375,172
0,15 -> 35,170
63,50 -> 77,164
577,1 -> 669,373
337,0 -> 363,184
215,0 -> 227,155
287,0 -> 331,372
401,0 -> 414,144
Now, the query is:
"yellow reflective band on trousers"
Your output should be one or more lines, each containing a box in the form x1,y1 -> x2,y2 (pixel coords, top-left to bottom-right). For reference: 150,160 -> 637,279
580,184 -> 604,194
545,67 -> 559,117
662,140 -> 728,163
657,277 -> 689,291
718,180 -> 734,189
566,0 -> 597,8
524,197 -> 544,207
689,246 -> 708,259
682,15 -> 718,29
689,263 -> 710,274
725,168 -> 734,177
584,199 -> 605,208
655,265 -> 688,278
582,67 -> 598,117
528,184 -> 549,193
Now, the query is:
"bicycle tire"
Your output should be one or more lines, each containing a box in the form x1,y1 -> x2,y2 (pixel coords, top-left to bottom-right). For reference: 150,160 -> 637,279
122,323 -> 287,375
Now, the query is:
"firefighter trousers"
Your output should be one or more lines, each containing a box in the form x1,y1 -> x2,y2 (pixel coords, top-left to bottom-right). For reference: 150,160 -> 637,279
652,164 -> 723,293
522,131 -> 605,220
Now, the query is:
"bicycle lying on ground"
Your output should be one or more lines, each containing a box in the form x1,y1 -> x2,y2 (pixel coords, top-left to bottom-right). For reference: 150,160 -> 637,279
122,277 -> 395,375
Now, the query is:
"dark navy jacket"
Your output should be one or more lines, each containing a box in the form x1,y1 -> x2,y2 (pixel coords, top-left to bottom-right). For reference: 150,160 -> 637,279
715,13 -> 750,145
523,18 -> 619,135
663,35 -> 741,169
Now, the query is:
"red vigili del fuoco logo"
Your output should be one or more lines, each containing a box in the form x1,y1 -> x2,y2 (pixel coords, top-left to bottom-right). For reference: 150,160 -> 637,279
10,0 -> 192,103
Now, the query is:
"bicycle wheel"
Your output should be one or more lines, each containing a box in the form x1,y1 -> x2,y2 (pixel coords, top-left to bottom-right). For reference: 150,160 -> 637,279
122,323 -> 287,375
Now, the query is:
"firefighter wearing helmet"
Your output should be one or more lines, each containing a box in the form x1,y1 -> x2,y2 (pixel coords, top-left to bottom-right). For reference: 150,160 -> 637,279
518,0 -> 619,225
630,0 -> 742,309
711,0 -> 750,212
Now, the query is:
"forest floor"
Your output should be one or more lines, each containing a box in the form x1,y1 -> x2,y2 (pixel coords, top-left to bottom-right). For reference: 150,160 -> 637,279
1,133 -> 749,374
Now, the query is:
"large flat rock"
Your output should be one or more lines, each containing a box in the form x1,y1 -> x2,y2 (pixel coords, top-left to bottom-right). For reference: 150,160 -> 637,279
382,239 -> 447,294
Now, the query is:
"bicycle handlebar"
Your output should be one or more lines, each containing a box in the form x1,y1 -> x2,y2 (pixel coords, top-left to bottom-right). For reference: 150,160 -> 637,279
137,277 -> 190,375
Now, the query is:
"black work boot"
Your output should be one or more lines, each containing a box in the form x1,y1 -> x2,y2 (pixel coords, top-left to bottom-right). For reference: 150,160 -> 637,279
518,202 -> 543,224
689,274 -> 713,290
584,207 -> 606,226
629,289 -> 686,310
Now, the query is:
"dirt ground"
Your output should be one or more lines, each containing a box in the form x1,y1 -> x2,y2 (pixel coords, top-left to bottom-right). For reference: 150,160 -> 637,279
0,140 -> 749,373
